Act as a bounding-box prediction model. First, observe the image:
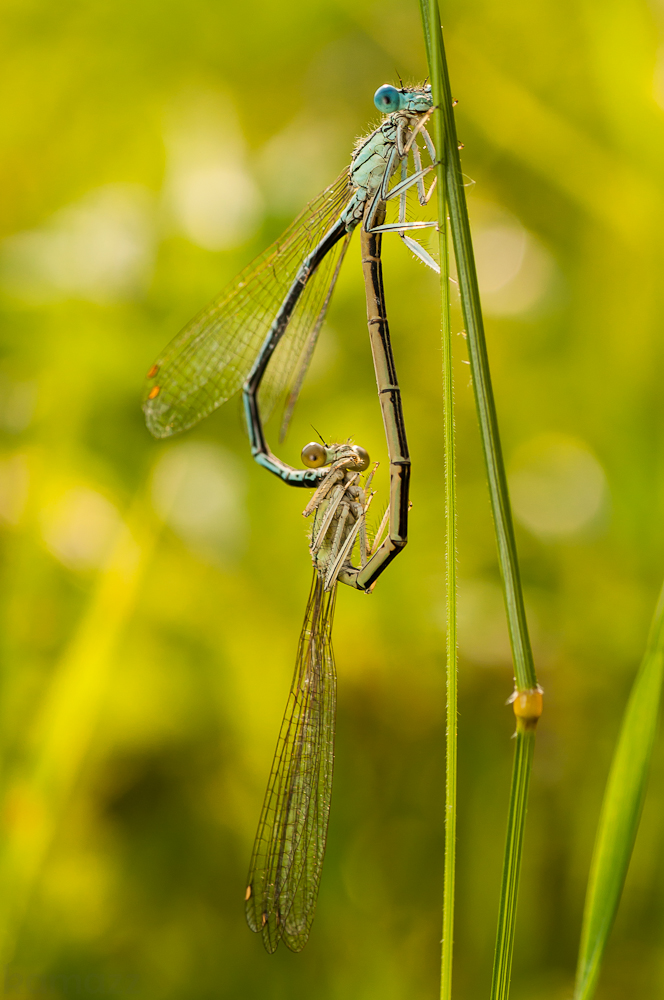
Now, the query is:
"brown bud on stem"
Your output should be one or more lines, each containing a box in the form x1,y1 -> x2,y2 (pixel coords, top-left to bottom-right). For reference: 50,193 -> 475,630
509,686 -> 543,729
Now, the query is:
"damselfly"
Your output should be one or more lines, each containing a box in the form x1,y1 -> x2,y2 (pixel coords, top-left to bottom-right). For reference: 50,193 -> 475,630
143,84 -> 438,504
142,83 -> 439,949
245,442 -> 379,953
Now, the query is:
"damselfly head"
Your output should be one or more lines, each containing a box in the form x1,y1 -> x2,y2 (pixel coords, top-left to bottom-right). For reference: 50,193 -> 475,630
374,83 -> 433,115
301,441 -> 370,471
328,443 -> 370,470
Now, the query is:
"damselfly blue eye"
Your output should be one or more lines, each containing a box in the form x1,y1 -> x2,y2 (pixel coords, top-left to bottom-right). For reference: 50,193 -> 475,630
374,85 -> 404,114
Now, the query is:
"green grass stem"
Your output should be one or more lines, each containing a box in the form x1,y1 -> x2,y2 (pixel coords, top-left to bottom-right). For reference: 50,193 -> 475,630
418,9 -> 540,999
439,189 -> 457,1000
420,6 -> 458,996
489,721 -> 536,1000
419,1 -> 536,695
574,582 -> 664,1000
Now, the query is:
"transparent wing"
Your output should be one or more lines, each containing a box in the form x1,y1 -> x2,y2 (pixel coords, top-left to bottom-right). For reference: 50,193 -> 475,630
245,572 -> 337,953
258,228 -> 350,437
143,169 -> 353,438
278,233 -> 351,443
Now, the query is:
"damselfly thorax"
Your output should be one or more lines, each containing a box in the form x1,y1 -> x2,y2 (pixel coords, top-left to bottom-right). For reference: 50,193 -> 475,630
343,101 -> 437,232
302,442 -> 378,591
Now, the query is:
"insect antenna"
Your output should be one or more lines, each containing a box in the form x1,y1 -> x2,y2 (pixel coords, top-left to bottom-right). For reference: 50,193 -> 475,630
311,424 -> 328,446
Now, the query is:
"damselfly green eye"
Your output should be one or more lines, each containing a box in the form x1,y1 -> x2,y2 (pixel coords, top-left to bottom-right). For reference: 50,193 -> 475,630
374,85 -> 404,114
351,445 -> 370,471
301,442 -> 326,468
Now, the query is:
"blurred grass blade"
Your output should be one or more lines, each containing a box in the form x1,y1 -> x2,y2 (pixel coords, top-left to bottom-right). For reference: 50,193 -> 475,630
418,5 -> 457,997
0,501 -> 154,979
574,583 -> 664,1000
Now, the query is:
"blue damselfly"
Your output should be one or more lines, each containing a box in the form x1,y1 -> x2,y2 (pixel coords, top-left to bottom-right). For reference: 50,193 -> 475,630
143,83 -> 438,950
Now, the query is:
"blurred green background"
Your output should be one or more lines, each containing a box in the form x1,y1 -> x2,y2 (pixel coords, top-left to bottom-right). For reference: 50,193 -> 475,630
1,0 -> 664,997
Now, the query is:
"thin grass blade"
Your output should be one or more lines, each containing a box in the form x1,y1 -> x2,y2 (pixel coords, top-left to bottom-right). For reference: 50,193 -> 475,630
574,582 -> 664,1000
490,722 -> 536,1000
417,5 -> 458,999
0,501 -> 154,982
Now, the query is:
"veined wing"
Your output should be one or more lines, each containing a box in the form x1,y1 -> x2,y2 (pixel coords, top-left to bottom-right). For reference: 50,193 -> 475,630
246,573 -> 337,953
143,170 -> 353,438
277,233 -> 351,442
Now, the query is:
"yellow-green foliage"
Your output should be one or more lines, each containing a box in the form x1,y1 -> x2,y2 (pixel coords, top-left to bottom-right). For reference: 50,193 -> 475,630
0,1 -> 663,998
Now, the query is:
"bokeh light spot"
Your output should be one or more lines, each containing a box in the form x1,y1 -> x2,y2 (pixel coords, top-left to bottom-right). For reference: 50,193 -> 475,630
509,435 -> 608,539
163,90 -> 262,251
0,453 -> 29,526
41,488 -> 122,569
457,578 -> 513,667
150,441 -> 245,560
0,185 -> 156,303
469,200 -> 556,316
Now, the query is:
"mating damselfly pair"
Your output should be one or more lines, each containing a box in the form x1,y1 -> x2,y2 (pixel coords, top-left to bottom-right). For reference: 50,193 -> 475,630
143,83 -> 440,952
